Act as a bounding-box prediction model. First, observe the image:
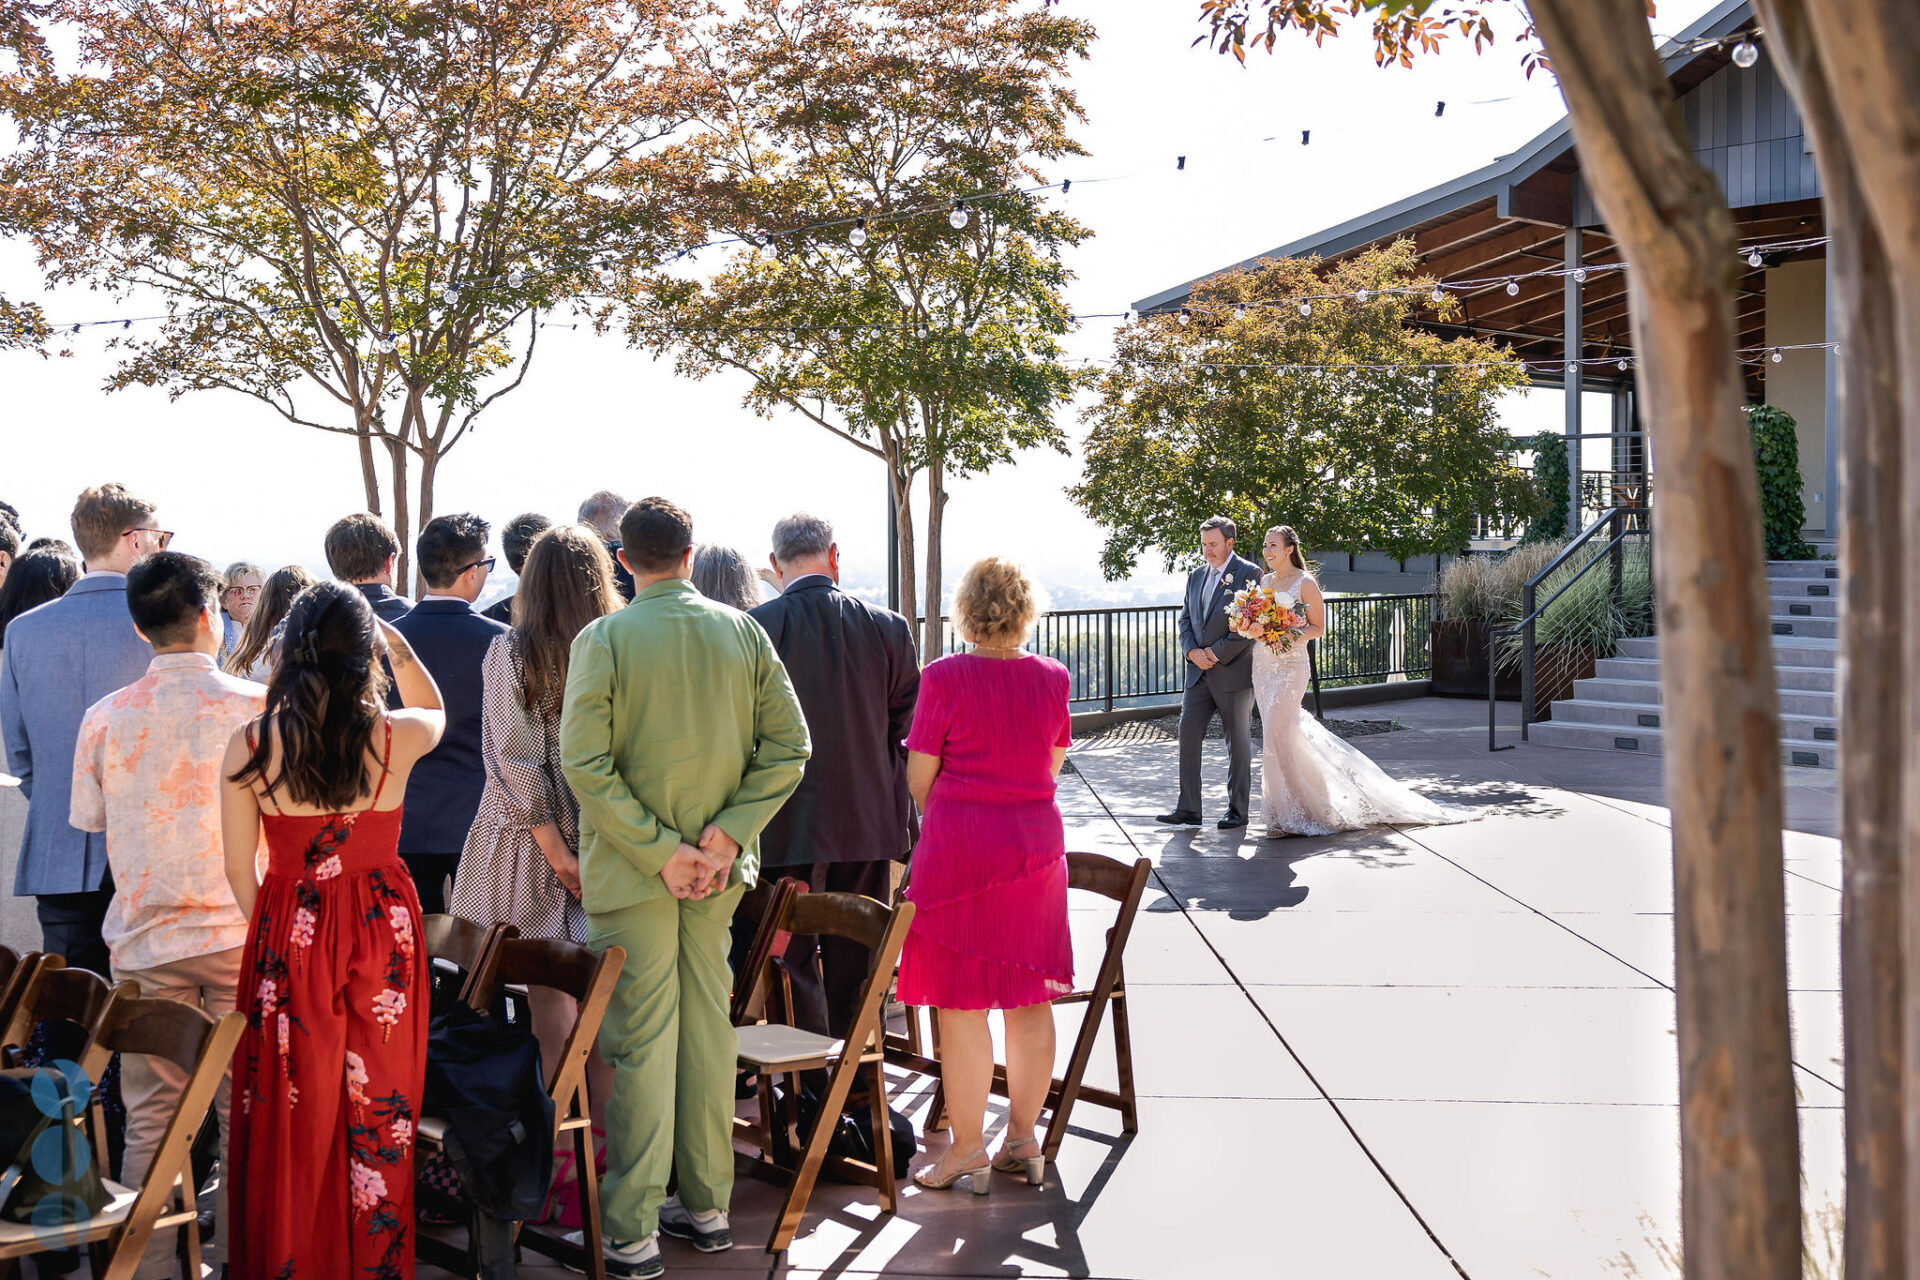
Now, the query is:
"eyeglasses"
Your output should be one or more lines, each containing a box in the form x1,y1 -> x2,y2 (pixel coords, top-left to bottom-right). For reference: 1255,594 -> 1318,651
225,585 -> 261,598
458,557 -> 497,575
124,527 -> 174,549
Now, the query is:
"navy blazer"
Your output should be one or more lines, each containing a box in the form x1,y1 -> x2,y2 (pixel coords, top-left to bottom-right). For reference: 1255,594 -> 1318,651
0,576 -> 154,894
749,576 -> 918,867
1176,553 -> 1263,693
392,598 -> 508,856
356,582 -> 413,624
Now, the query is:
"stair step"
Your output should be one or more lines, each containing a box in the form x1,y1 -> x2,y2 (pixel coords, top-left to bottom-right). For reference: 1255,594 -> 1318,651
1550,699 -> 1837,741
1766,596 -> 1839,618
1614,634 -> 1836,669
1530,719 -> 1836,768
1769,579 -> 1840,600
1767,561 -> 1842,580
1569,677 -> 1835,718
1767,615 -> 1839,639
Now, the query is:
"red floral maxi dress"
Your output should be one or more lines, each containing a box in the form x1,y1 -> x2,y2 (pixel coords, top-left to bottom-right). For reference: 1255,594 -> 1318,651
229,723 -> 429,1280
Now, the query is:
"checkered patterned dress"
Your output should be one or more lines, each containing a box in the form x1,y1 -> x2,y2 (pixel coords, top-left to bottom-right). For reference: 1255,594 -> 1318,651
449,634 -> 586,942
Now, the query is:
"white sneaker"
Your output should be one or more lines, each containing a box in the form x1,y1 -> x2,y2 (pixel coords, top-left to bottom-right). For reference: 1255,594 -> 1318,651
560,1228 -> 663,1279
657,1195 -> 732,1252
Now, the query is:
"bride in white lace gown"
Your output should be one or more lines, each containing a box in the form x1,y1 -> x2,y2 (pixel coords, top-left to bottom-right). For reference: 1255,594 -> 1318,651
1250,525 -> 1471,837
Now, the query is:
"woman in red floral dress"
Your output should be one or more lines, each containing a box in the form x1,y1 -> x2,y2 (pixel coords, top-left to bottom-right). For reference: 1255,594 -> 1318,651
220,583 -> 446,1280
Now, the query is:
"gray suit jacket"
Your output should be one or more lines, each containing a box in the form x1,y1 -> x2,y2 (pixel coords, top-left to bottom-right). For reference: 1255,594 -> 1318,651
1176,554 -> 1263,693
0,575 -> 153,894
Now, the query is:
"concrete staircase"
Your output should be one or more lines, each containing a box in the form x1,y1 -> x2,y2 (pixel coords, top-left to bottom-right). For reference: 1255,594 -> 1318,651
1529,555 -> 1841,768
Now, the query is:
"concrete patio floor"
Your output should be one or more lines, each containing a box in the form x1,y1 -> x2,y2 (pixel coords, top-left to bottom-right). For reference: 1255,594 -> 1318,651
1,694 -> 1845,1279
428,695 -> 1842,1280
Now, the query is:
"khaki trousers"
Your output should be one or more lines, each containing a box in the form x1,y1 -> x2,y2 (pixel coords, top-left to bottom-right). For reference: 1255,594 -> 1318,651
587,886 -> 742,1241
111,947 -> 242,1280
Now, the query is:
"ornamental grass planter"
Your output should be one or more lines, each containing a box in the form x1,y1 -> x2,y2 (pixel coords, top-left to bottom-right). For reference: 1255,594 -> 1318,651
1429,619 -> 1521,700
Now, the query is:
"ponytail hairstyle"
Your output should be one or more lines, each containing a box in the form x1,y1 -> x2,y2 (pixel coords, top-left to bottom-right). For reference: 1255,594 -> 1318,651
229,581 -> 389,808
1267,525 -> 1308,573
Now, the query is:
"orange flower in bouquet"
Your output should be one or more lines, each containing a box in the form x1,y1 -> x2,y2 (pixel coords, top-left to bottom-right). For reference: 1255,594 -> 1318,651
1226,582 -> 1311,655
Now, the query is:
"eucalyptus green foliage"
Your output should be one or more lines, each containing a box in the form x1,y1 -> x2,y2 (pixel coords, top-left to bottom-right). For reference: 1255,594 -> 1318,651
1748,405 -> 1814,560
1519,432 -> 1570,546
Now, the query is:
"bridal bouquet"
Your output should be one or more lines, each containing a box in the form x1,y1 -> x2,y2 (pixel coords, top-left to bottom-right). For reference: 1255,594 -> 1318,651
1227,583 -> 1311,655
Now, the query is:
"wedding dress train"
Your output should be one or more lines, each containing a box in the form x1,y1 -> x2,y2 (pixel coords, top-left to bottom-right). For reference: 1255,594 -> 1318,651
1250,571 -> 1471,836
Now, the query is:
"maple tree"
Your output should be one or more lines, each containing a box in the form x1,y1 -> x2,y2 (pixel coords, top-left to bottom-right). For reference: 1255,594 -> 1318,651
635,0 -> 1092,657
1,0 -> 699,585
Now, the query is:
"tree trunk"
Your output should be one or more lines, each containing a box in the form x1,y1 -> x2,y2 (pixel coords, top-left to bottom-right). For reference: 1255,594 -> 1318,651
387,434 -> 412,591
357,412 -> 382,517
1525,4 -> 1802,1278
1751,5 -> 1909,1274
889,437 -> 920,649
416,444 -> 439,595
923,463 -> 949,664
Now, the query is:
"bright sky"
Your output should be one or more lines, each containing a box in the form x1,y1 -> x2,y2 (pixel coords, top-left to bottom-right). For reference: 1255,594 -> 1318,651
0,3 -> 1716,605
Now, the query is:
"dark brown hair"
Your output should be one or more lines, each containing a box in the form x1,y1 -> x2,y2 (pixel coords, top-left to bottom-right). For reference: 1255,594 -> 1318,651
225,564 -> 319,677
229,582 -> 389,808
618,497 -> 693,574
71,483 -> 157,561
0,546 -> 80,641
1266,525 -> 1307,572
324,513 -> 401,582
513,525 -> 623,710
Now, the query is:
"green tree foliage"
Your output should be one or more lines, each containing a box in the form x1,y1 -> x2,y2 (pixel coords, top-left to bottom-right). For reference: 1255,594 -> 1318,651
0,0 -> 50,352
1519,432 -> 1570,545
1748,404 -> 1813,560
637,0 -> 1093,656
1072,242 -> 1534,577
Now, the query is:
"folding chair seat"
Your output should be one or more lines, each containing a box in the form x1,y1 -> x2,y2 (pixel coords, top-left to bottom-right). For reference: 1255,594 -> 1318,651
889,852 -> 1150,1162
734,891 -> 914,1252
2,962 -> 127,1071
0,995 -> 245,1280
415,935 -> 625,1280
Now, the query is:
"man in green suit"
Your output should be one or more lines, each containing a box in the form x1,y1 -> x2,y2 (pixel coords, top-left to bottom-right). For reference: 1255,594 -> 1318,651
561,496 -> 810,1277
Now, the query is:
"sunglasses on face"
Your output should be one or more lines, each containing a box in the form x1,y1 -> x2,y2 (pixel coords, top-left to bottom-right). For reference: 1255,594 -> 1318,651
458,557 -> 497,575
124,527 -> 174,549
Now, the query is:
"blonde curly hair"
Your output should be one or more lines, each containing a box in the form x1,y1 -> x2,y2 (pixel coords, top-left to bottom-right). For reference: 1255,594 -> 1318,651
953,556 -> 1044,648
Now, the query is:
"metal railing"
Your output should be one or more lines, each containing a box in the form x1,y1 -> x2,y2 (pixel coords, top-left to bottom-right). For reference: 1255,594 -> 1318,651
1488,506 -> 1655,750
916,592 -> 1435,712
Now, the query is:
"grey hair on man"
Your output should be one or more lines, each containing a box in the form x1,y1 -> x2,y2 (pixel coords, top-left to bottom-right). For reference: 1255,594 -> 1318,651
577,490 -> 629,542
1199,514 -> 1237,544
772,513 -> 835,566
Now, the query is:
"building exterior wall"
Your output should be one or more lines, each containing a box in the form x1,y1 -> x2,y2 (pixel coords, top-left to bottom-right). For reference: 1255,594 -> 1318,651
1763,257 -> 1828,533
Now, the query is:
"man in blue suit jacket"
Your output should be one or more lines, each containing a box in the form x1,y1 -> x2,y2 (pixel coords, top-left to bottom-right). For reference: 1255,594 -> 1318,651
0,484 -> 162,973
393,513 -> 507,913
1159,515 -> 1263,831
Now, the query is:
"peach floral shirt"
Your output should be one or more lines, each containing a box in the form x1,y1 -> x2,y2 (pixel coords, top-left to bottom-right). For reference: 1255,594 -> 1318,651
70,653 -> 266,972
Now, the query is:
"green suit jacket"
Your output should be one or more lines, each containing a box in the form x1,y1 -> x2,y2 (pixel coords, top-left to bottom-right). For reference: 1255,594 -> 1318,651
560,578 -> 811,914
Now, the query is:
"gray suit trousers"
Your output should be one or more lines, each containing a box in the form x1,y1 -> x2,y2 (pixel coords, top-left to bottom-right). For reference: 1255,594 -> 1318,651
1176,679 -> 1254,820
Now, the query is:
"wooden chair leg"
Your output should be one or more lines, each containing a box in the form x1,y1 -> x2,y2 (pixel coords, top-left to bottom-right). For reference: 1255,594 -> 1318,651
178,1176 -> 203,1280
1111,983 -> 1139,1134
1043,986 -> 1113,1166
575,1118 -> 607,1280
756,1071 -> 777,1160
867,1059 -> 898,1214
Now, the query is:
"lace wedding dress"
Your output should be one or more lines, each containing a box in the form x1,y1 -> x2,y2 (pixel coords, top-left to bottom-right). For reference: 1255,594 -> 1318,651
1251,571 -> 1472,836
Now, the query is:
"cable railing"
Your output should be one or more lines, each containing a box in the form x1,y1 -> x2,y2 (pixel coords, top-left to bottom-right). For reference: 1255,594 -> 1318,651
915,591 -> 1435,712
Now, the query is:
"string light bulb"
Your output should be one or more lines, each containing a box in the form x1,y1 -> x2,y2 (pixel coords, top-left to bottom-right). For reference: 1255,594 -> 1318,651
442,284 -> 460,303
1505,278 -> 1520,296
1566,361 -> 1579,375
1616,358 -> 1629,372
1731,38 -> 1758,68
1430,286 -> 1446,305
1233,304 -> 1246,320
849,219 -> 868,247
375,332 -> 397,354
508,270 -> 526,288
1299,302 -> 1312,317
1747,249 -> 1764,268
948,201 -> 969,229
1770,348 -> 1783,363
1355,288 -> 1369,303
1572,268 -> 1588,284
1177,308 -> 1192,326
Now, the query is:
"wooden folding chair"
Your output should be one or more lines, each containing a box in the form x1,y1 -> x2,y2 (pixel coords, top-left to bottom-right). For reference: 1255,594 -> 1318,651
734,892 -> 915,1253
730,877 -> 804,1026
2,962 -> 127,1071
890,852 -> 1151,1163
0,948 -> 49,1039
423,915 -> 514,1010
415,936 -> 625,1280
0,996 -> 245,1280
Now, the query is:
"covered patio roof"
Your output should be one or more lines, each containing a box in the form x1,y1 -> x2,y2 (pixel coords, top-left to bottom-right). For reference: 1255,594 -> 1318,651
1133,0 -> 1824,391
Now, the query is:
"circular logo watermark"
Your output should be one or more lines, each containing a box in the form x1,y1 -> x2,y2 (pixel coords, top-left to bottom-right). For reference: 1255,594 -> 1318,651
16,1059 -> 96,1249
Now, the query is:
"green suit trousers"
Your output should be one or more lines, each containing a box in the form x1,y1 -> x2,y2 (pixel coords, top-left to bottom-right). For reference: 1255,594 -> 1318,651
588,883 -> 743,1240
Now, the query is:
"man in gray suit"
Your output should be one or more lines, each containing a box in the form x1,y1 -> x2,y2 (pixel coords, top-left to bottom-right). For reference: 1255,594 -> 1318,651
1159,515 -> 1263,831
0,483 -> 161,973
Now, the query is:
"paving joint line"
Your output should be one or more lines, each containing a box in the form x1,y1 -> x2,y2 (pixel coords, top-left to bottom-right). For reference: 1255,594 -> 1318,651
1072,757 -> 1474,1280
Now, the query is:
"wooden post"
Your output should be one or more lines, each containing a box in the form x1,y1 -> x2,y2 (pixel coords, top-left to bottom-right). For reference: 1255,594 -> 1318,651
1525,5 -> 1802,1278
1565,227 -> 1585,523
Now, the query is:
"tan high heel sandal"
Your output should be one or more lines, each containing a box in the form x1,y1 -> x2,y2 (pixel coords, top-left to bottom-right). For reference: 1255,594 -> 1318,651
993,1136 -> 1046,1186
913,1147 -> 991,1195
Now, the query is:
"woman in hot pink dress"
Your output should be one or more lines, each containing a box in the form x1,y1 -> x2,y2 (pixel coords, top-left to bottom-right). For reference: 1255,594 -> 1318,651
901,557 -> 1073,1196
